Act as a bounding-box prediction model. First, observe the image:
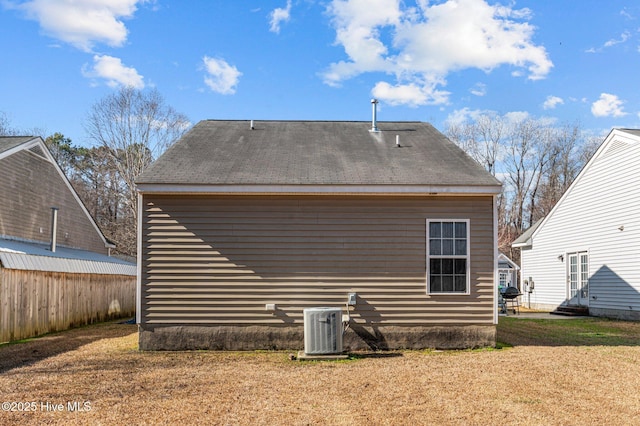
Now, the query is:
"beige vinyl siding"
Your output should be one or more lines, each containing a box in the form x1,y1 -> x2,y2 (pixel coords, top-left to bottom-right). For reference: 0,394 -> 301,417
141,195 -> 495,326
0,150 -> 107,254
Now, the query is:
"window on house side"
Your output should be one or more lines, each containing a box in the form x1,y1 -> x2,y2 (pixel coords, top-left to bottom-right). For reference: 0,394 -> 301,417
427,219 -> 470,294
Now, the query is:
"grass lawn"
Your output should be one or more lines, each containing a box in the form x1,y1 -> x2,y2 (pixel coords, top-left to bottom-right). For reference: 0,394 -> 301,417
497,316 -> 640,346
1,317 -> 639,425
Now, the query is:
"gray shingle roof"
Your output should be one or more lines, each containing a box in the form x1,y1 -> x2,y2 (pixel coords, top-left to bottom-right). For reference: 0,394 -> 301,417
137,120 -> 501,189
0,136 -> 35,155
620,129 -> 640,138
512,218 -> 543,247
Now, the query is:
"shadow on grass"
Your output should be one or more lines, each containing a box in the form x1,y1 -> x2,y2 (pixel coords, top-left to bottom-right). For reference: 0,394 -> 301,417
0,320 -> 136,374
497,316 -> 640,347
348,352 -> 404,360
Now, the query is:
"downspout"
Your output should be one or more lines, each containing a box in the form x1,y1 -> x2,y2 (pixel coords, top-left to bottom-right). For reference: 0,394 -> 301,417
136,192 -> 143,325
50,207 -> 59,253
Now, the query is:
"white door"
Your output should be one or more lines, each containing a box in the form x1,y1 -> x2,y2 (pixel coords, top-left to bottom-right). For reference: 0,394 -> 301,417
568,252 -> 589,306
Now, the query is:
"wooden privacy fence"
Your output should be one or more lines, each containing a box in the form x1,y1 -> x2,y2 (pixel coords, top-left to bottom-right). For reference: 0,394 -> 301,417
0,268 -> 136,343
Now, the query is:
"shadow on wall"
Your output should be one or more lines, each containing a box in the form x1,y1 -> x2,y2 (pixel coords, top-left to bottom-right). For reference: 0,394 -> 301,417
528,264 -> 640,320
142,196 -> 490,311
587,265 -> 640,320
347,296 -> 388,350
143,197 -> 431,320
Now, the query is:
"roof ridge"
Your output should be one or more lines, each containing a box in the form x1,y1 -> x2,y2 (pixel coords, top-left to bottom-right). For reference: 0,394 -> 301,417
202,119 -> 424,123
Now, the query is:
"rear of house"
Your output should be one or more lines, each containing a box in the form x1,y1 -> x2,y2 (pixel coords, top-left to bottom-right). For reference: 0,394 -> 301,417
136,119 -> 502,350
513,129 -> 640,319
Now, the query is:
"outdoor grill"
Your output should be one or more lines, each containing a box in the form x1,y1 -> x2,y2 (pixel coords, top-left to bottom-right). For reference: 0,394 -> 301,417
500,286 -> 522,315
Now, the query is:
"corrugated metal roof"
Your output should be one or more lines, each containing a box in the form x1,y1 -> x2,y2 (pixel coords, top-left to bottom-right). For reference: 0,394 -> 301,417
0,238 -> 136,275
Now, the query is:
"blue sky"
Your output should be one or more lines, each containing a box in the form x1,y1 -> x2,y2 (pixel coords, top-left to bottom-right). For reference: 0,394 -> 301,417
1,0 -> 640,146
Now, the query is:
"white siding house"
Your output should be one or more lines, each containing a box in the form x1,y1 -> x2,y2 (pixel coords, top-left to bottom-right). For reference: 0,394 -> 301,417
512,129 -> 640,319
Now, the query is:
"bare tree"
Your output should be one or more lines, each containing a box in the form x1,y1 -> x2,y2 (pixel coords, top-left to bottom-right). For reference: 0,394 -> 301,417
1,111 -> 47,138
446,113 -> 504,176
0,112 -> 15,135
447,113 -> 597,261
531,123 -> 581,221
85,87 -> 190,219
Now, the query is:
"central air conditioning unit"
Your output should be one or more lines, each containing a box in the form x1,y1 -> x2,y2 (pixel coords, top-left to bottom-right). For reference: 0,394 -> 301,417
303,307 -> 343,355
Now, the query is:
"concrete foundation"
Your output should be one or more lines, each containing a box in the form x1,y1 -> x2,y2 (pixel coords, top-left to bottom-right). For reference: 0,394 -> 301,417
589,307 -> 640,321
138,324 -> 496,351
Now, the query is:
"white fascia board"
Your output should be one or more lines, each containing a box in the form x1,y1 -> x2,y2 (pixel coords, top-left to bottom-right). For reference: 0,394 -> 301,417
0,137 -> 40,160
511,240 -> 532,248
136,184 -> 502,196
498,253 -> 521,270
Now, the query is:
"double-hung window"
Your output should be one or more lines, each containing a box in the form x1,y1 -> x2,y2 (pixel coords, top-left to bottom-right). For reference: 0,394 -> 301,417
427,219 -> 470,294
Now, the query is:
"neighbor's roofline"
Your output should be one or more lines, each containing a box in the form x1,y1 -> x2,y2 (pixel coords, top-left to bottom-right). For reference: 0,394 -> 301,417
0,136 -> 116,250
136,183 -> 502,195
512,128 -> 640,249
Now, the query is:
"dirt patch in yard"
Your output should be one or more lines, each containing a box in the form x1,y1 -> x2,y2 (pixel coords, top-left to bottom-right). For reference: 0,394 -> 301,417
1,319 -> 640,425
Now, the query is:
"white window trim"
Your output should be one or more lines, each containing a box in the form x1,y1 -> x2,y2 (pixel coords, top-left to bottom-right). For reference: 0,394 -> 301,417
426,218 -> 471,295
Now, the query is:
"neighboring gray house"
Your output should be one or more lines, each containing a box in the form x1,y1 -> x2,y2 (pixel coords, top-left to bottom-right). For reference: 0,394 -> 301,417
0,136 -> 136,343
136,119 -> 502,351
497,253 -> 519,290
512,128 -> 640,320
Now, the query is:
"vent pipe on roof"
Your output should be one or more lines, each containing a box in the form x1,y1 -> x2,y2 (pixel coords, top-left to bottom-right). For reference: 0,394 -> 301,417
250,120 -> 254,130
370,99 -> 379,133
50,207 -> 59,253
396,134 -> 401,148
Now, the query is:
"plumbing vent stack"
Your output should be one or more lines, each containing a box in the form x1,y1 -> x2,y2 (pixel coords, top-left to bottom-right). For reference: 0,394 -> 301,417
250,120 -> 254,130
50,207 -> 59,253
396,134 -> 400,147
370,99 -> 379,132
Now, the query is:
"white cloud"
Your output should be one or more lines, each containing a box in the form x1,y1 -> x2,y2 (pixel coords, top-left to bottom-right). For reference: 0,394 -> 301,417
10,0 -> 143,52
470,83 -> 487,97
322,0 -> 552,106
445,107 -> 490,126
269,0 -> 292,34
591,93 -> 627,117
587,31 -> 631,53
202,56 -> 242,95
444,108 -> 532,130
82,55 -> 144,88
604,31 -> 631,47
620,8 -> 634,20
543,95 -> 564,110
502,111 -> 530,125
372,80 -> 449,107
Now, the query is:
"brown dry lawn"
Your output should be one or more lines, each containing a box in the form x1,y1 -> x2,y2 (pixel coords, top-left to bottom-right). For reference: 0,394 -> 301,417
1,317 -> 639,425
